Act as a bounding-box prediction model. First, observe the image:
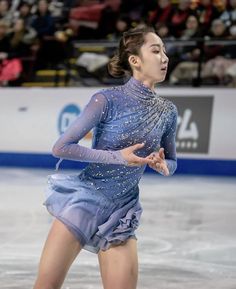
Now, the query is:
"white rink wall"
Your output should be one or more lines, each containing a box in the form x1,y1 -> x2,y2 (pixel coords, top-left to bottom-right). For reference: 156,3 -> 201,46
0,87 -> 235,175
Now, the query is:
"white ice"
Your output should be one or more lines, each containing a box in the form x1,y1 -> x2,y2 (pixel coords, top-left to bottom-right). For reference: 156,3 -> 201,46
0,167 -> 236,289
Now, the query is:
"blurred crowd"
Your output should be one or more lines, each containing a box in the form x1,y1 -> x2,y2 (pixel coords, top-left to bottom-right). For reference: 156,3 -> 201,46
0,0 -> 236,86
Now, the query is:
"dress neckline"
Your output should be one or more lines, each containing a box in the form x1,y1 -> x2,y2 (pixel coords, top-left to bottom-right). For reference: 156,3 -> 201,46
123,76 -> 157,101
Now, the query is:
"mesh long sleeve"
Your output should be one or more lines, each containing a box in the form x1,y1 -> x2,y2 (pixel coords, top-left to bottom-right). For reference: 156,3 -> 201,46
160,105 -> 178,176
52,93 -> 128,167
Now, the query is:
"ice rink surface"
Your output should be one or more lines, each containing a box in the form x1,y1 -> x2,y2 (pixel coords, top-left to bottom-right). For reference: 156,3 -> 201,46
0,167 -> 236,289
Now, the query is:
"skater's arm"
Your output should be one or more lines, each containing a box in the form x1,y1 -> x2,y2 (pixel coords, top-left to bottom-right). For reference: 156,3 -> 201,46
52,93 -> 128,165
160,105 -> 178,175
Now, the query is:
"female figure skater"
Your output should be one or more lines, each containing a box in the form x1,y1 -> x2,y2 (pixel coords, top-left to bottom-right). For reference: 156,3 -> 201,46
33,26 -> 177,289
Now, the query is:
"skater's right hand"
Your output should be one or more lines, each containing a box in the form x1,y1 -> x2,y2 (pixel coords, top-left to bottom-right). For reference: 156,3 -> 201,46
120,143 -> 154,167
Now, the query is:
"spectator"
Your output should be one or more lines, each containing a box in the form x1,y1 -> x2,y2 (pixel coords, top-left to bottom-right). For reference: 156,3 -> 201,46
229,20 -> 236,39
181,14 -> 202,39
71,0 -> 121,39
148,0 -> 173,29
201,14 -> 236,84
8,18 -> 37,55
69,1 -> 106,38
168,14 -> 203,83
155,22 -> 173,39
0,20 -> 9,55
170,18 -> 230,85
201,55 -> 236,85
13,2 -> 34,27
33,0 -> 75,69
0,20 -> 23,86
209,18 -> 228,37
196,0 -> 222,34
9,0 -> 21,13
206,18 -> 229,42
0,0 -> 12,26
0,18 -> 34,60
107,14 -> 130,40
120,0 -> 145,23
169,0 -> 193,38
220,0 -> 236,27
31,0 -> 55,39
172,15 -> 202,65
96,0 -> 121,39
49,0 -> 64,19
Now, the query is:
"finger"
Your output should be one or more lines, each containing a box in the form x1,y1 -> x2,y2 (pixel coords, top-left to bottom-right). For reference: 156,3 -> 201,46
143,155 -> 156,163
149,162 -> 163,173
146,155 -> 163,167
153,156 -> 163,164
148,164 -> 157,170
131,155 -> 153,166
145,153 -> 153,159
128,143 -> 145,153
151,161 -> 168,175
155,163 -> 161,170
127,162 -> 137,167
160,164 -> 169,176
146,154 -> 155,161
147,151 -> 163,160
143,154 -> 157,164
146,152 -> 160,160
159,148 -> 165,160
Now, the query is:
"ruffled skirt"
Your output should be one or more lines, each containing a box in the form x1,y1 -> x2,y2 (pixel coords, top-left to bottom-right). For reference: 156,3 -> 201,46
43,173 -> 143,254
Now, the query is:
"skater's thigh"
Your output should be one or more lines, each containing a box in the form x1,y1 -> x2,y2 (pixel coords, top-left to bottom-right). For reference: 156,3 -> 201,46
98,238 -> 138,289
34,219 -> 82,288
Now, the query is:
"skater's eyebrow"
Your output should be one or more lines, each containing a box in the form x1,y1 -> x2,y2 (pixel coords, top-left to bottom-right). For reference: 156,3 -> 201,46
149,44 -> 166,51
149,44 -> 161,48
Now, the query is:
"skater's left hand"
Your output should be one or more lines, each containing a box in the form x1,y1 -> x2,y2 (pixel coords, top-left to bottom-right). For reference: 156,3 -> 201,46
147,148 -> 169,176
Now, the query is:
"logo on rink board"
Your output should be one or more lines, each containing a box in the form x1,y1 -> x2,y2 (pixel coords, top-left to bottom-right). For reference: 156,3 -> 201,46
164,96 -> 213,153
58,104 -> 81,134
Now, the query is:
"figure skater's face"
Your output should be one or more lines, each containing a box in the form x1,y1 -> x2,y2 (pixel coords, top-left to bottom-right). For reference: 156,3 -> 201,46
133,32 -> 169,84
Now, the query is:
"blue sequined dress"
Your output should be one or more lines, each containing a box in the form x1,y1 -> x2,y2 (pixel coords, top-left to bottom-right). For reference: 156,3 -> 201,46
44,76 -> 177,254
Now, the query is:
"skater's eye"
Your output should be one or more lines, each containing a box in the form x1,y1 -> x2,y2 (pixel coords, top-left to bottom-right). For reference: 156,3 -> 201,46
153,50 -> 160,54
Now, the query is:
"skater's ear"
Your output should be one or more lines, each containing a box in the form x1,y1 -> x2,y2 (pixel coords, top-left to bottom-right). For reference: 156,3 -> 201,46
128,54 -> 140,70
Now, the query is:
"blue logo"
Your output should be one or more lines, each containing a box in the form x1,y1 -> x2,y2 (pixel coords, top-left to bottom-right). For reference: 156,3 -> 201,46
58,104 -> 81,135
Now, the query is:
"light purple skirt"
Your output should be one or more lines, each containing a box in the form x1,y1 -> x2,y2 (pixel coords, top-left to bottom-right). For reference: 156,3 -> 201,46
43,173 -> 143,254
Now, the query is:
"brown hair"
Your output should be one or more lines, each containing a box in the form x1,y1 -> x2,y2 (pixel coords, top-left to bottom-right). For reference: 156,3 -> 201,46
108,26 -> 156,78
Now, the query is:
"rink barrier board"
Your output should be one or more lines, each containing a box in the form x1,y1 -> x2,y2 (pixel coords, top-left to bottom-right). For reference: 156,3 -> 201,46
0,152 -> 235,176
0,87 -> 235,176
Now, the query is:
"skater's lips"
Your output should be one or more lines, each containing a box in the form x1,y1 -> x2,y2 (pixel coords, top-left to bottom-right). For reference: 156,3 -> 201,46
161,67 -> 167,71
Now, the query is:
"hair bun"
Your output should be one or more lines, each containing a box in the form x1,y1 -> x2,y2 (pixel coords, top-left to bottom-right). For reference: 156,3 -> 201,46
107,54 -> 127,78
